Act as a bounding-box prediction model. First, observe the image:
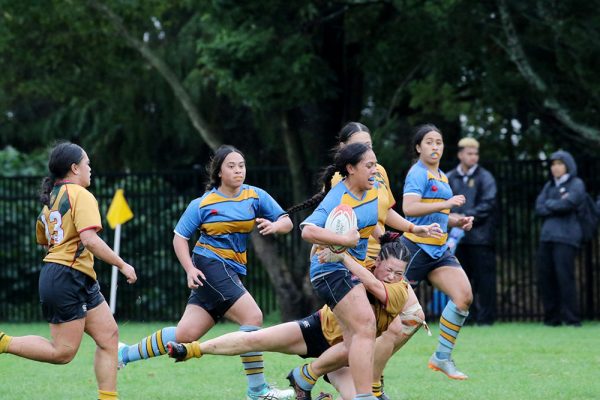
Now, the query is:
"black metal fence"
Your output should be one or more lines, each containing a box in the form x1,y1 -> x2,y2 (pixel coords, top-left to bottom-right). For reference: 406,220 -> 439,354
1,160 -> 598,322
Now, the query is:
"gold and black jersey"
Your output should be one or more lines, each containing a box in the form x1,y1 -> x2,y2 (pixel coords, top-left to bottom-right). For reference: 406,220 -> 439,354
319,280 -> 409,345
36,182 -> 102,280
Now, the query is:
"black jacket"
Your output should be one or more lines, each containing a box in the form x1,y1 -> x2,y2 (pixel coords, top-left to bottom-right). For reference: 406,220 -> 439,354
447,165 -> 497,246
535,151 -> 585,248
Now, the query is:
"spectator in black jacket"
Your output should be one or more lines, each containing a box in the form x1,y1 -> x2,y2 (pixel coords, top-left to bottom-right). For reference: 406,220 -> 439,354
447,138 -> 497,325
535,150 -> 584,327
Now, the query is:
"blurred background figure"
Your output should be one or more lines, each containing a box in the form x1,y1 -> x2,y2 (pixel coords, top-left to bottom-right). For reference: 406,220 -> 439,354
534,151 -> 584,327
447,138 -> 497,326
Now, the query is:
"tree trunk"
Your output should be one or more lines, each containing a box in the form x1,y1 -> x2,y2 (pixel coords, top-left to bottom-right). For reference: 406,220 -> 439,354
91,0 -> 315,320
280,111 -> 307,205
88,0 -> 222,150
249,231 -> 315,320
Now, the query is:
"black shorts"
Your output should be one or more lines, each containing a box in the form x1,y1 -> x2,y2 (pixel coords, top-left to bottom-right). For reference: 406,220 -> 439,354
311,269 -> 360,309
297,311 -> 331,359
39,263 -> 105,324
188,254 -> 248,322
402,237 -> 462,287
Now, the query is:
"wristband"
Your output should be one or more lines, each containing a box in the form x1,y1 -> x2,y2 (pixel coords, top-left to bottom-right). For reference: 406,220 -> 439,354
408,223 -> 415,233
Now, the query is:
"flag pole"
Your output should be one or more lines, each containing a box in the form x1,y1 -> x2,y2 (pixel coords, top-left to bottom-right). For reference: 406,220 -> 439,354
109,223 -> 122,314
106,188 -> 134,316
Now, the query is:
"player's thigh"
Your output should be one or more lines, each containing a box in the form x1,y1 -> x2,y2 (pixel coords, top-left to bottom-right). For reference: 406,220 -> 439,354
225,292 -> 263,326
429,266 -> 472,307
177,304 -> 216,342
333,285 -> 375,335
84,301 -> 118,349
49,318 -> 86,362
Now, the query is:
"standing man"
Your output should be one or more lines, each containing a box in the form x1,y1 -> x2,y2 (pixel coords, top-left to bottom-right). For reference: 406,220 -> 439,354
447,138 -> 497,325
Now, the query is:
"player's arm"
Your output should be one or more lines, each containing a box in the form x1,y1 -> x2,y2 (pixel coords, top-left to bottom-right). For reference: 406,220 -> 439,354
79,229 -> 137,284
173,198 -> 205,288
35,218 -> 49,248
318,249 -> 386,303
448,214 -> 474,230
255,215 -> 293,235
402,194 -> 465,217
385,209 -> 442,238
301,224 -> 359,248
173,233 -> 205,289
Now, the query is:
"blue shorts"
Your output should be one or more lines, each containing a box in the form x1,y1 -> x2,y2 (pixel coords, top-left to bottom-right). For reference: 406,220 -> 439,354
402,237 -> 462,287
188,254 -> 248,322
39,263 -> 105,324
297,311 -> 331,359
311,269 -> 360,309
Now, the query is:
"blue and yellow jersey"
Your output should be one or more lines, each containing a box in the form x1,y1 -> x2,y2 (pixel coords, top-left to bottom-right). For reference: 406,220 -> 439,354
332,164 -> 396,263
174,184 -> 286,275
35,182 -> 102,280
301,181 -> 378,279
403,160 -> 452,258
320,280 -> 408,345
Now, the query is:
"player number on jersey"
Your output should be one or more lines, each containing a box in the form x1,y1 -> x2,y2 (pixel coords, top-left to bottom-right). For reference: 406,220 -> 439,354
42,210 -> 65,244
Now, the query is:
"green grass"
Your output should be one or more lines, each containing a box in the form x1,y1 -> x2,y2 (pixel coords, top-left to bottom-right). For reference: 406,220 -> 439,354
1,321 -> 599,399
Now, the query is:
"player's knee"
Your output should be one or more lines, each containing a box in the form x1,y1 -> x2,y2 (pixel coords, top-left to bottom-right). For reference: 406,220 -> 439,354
177,330 -> 198,343
385,316 -> 405,339
243,311 -> 263,327
353,313 -> 376,339
53,348 -> 77,364
94,324 -> 119,350
454,292 -> 473,310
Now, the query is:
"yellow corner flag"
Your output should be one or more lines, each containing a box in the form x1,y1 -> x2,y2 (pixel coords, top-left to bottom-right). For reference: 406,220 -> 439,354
106,189 -> 134,229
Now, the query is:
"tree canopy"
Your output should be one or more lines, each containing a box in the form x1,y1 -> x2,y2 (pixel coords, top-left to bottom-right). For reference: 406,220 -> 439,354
2,0 -> 600,177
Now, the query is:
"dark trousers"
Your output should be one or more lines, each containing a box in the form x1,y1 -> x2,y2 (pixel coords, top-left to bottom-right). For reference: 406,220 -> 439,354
455,244 -> 497,324
536,241 -> 580,325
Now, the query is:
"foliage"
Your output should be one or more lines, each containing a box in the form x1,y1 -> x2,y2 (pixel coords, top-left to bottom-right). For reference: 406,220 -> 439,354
2,0 -> 600,169
0,146 -> 47,176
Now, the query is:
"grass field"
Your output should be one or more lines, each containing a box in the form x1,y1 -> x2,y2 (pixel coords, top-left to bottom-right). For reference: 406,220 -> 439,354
1,321 -> 599,399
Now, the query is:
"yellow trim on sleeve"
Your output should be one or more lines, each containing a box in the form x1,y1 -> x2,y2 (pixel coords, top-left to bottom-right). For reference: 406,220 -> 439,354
403,232 -> 448,245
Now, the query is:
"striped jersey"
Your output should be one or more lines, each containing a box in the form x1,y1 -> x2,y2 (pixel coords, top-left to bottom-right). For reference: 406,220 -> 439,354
332,164 -> 395,263
174,184 -> 286,275
35,182 -> 102,280
319,280 -> 408,345
301,180 -> 378,280
402,160 -> 452,258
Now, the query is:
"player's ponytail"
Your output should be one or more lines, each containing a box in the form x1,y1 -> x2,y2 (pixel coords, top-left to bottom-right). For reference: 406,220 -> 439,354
287,142 -> 371,214
379,231 -> 410,263
39,142 -> 84,206
287,164 -> 336,214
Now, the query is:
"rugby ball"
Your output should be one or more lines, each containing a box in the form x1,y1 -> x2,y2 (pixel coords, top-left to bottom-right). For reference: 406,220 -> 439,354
324,204 -> 358,253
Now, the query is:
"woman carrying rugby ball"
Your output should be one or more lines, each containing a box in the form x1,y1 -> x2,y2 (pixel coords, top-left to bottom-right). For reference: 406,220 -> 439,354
331,122 -> 442,398
287,142 -> 380,400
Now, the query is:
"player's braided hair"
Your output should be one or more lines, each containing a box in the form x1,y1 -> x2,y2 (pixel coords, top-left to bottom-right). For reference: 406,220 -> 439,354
287,142 -> 371,214
39,142 -> 84,206
205,145 -> 245,191
379,231 -> 411,263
